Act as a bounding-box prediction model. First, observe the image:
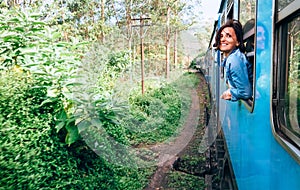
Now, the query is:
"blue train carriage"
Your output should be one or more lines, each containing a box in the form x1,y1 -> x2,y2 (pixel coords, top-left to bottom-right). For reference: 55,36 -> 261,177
206,0 -> 300,189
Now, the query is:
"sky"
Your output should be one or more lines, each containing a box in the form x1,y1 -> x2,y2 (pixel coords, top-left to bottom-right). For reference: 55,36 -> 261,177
180,0 -> 222,58
200,0 -> 221,20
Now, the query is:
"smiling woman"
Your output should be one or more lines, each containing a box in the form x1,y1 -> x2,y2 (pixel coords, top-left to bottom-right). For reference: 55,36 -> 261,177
203,0 -> 300,189
219,27 -> 240,56
213,19 -> 253,101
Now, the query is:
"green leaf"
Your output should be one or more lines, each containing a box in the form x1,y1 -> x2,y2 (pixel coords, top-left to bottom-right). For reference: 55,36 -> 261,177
65,124 -> 79,145
19,48 -> 38,55
65,82 -> 83,87
0,26 -> 9,30
30,28 -> 44,32
91,118 -> 102,128
77,119 -> 90,133
58,109 -> 67,120
14,27 -> 25,32
32,21 -> 46,26
55,121 -> 65,132
52,32 -> 61,40
29,13 -> 41,18
39,97 -> 59,107
8,18 -> 21,23
56,42 -> 69,47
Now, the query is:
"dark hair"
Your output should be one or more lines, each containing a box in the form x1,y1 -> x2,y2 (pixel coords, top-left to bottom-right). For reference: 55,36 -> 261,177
213,19 -> 245,53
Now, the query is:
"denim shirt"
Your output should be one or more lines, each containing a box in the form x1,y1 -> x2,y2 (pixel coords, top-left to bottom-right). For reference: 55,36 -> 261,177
222,48 -> 253,101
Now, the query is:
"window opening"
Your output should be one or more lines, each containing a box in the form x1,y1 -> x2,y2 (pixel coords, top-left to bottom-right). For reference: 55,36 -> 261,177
285,17 -> 300,139
239,0 -> 256,111
273,0 -> 300,160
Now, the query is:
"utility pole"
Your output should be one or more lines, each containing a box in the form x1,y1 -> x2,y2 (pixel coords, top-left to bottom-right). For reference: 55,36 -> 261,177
131,16 -> 151,94
165,6 -> 171,79
173,1 -> 178,69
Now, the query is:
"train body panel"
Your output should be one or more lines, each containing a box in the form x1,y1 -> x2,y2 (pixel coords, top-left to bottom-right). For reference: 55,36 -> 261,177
220,97 -> 300,189
204,0 -> 300,189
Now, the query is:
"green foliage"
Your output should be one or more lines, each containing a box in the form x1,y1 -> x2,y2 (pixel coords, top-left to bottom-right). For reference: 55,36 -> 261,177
0,8 -> 88,145
189,59 -> 197,69
0,71 -> 68,189
0,4 -> 204,190
122,72 -> 199,145
125,85 -> 181,144
72,44 -> 132,148
0,70 -> 153,190
0,9 -> 46,67
108,50 -> 130,73
166,171 -> 206,190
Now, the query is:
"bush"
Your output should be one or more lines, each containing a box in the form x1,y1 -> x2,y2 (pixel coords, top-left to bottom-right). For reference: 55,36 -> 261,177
123,72 -> 199,145
0,71 -> 71,189
123,85 -> 181,145
0,71 -> 152,189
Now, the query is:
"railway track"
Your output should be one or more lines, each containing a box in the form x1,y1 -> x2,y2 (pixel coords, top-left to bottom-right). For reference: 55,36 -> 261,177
145,70 -> 231,190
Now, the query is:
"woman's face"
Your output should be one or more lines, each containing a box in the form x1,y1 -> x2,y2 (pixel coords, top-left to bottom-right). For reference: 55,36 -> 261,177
257,26 -> 266,50
219,27 -> 240,56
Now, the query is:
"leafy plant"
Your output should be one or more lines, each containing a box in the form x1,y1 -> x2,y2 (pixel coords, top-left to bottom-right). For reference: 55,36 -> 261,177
121,72 -> 199,145
166,171 -> 205,190
0,69 -> 154,190
0,8 -> 88,145
0,5 -> 205,190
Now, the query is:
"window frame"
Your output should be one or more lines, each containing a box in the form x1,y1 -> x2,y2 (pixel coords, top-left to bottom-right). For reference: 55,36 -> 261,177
272,0 -> 300,163
219,0 -> 257,112
239,0 -> 257,112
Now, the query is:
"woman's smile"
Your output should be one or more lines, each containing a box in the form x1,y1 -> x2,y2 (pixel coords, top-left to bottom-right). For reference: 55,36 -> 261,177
219,27 -> 239,56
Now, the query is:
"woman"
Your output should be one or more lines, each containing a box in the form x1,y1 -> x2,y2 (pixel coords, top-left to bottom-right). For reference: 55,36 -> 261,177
214,19 -> 253,101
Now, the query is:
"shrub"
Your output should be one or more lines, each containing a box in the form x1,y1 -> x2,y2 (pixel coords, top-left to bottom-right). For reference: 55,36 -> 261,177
0,71 -> 152,189
123,72 -> 199,145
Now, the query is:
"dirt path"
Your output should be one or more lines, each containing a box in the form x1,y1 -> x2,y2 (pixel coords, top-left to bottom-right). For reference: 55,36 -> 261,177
145,71 -> 209,190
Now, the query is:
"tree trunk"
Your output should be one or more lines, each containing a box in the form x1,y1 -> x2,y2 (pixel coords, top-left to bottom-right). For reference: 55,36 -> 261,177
174,29 -> 178,69
101,0 -> 105,43
126,0 -> 133,82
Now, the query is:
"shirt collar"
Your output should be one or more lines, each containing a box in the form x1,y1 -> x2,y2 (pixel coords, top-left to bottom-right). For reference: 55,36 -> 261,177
221,48 -> 238,67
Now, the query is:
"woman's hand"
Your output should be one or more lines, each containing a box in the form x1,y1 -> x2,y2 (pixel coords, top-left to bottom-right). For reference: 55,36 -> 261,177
221,89 -> 232,100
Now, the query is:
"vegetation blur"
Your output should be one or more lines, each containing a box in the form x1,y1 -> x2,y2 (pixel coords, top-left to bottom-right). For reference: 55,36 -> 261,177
0,0 -> 209,189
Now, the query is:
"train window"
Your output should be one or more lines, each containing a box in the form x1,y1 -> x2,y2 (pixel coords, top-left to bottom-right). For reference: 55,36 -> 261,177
278,0 -> 296,11
240,0 -> 256,25
220,11 -> 225,78
273,1 -> 300,156
226,0 -> 233,20
218,0 -> 256,110
219,0 -> 234,79
240,0 -> 256,111
285,17 -> 300,139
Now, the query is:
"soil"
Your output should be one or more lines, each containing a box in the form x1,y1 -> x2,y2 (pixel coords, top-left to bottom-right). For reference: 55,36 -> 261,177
144,71 -> 217,190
